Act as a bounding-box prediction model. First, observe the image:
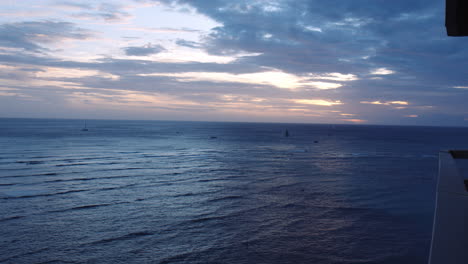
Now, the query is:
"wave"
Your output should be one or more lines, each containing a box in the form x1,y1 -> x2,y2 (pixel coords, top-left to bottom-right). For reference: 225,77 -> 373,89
108,167 -> 147,170
1,189 -> 88,200
0,173 -> 58,179
0,215 -> 26,222
56,156 -> 117,162
141,154 -> 167,158
171,190 -> 219,198
158,251 -> 199,264
8,157 -> 127,168
43,174 -> 133,184
172,192 -> 197,198
0,167 -> 32,171
260,181 -> 307,193
207,195 -> 243,203
189,215 -> 228,224
36,259 -> 76,264
157,244 -> 238,264
15,160 -> 45,165
55,163 -> 89,167
197,178 -> 223,183
30,156 -> 55,159
88,231 -> 154,245
4,171 -> 190,186
185,204 -> 273,225
48,203 -> 117,214
96,183 -> 139,192
0,167 -> 152,179
0,247 -> 50,263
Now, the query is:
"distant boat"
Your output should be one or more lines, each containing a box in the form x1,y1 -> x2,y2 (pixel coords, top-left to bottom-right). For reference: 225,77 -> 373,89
81,121 -> 89,131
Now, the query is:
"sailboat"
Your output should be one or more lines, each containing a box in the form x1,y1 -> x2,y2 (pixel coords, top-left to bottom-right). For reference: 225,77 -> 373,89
81,121 -> 89,131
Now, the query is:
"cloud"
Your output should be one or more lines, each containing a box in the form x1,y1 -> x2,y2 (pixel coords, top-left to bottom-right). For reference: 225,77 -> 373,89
360,100 -> 409,106
0,51 -> 262,75
293,99 -> 343,106
2,0 -> 468,125
53,1 -> 94,10
154,0 -> 464,92
55,2 -> 132,22
123,43 -> 166,56
0,87 -> 32,98
0,20 -> 93,52
308,73 -> 359,81
125,27 -> 200,33
370,68 -> 395,75
176,39 -> 202,48
138,70 -> 345,90
36,67 -> 119,80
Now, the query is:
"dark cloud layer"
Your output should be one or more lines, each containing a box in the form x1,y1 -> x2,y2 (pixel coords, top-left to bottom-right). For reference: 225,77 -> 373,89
159,0 -> 448,74
156,0 -> 464,78
176,39 -> 202,49
0,21 -> 92,52
145,0 -> 468,125
123,43 -> 166,56
1,0 -> 468,125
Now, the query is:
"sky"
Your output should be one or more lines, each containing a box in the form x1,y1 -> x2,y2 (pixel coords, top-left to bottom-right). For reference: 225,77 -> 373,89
0,0 -> 467,125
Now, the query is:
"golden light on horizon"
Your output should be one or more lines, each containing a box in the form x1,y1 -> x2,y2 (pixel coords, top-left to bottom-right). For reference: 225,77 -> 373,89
342,119 -> 367,123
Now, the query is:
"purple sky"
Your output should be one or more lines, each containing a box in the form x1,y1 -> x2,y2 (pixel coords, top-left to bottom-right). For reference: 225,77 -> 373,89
1,0 -> 467,125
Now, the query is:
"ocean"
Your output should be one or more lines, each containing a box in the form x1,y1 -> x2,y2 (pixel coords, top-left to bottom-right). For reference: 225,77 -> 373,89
1,118 -> 468,264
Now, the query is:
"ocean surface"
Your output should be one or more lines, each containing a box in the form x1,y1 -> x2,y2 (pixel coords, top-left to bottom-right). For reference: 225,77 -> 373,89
2,118 -> 468,264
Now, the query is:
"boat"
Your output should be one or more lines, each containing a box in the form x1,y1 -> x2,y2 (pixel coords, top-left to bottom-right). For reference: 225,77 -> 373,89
81,121 -> 88,131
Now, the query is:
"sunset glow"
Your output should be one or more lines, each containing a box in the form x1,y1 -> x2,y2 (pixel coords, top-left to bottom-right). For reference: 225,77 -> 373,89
0,0 -> 465,125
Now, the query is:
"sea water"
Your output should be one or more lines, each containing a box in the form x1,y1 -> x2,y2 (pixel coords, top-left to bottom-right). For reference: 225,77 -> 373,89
2,118 -> 468,264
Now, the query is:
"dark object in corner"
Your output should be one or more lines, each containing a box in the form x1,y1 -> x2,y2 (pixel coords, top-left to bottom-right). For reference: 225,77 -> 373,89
446,0 -> 468,36
449,150 -> 468,159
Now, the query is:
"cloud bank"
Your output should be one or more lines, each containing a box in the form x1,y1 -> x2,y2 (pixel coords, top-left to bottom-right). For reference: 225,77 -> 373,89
0,0 -> 467,125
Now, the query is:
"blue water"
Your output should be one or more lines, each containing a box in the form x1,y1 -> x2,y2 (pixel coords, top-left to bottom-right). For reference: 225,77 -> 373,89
2,118 -> 468,264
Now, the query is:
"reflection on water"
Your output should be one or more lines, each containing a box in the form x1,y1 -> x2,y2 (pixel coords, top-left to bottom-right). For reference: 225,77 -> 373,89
1,119 -> 467,263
